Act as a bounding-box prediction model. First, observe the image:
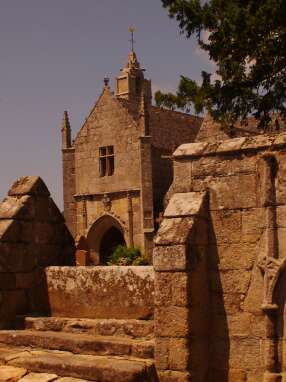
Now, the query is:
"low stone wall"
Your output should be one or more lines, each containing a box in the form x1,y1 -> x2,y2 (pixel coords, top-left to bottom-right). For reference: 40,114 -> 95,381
0,177 -> 75,328
43,266 -> 154,319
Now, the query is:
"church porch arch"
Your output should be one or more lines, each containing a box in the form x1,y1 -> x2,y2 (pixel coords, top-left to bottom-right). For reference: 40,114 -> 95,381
87,215 -> 127,265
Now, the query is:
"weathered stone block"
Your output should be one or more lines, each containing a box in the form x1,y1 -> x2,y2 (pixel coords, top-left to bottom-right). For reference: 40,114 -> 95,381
157,370 -> 192,382
192,156 -> 232,178
228,337 -> 263,369
212,312 -> 252,338
8,176 -> 50,197
210,210 -> 242,244
245,369 -> 264,382
211,368 -> 247,382
154,217 -> 194,246
155,273 -> 172,307
210,292 -> 243,315
230,154 -> 257,175
208,243 -> 257,271
164,192 -> 207,218
209,270 -> 251,294
208,174 -> 257,210
169,338 -> 189,371
155,306 -> 188,337
276,206 -> 286,227
171,273 -> 189,307
174,142 -> 208,157
277,228 -> 286,258
243,266 -> 264,314
0,366 -> 27,381
217,137 -> 246,153
19,372 -> 58,382
0,196 -> 34,221
242,134 -> 273,151
155,337 -> 170,370
45,266 -> 154,319
153,245 -> 187,272
241,208 -> 265,243
249,314 -> 265,338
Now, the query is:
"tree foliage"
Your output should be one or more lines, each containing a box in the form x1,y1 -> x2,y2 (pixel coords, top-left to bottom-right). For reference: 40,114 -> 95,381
156,0 -> 286,129
107,245 -> 148,266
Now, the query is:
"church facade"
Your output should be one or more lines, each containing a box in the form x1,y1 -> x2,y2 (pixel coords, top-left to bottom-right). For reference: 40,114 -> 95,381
61,51 -> 202,263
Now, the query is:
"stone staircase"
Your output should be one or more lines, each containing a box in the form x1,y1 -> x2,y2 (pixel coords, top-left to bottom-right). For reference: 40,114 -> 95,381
0,316 -> 155,382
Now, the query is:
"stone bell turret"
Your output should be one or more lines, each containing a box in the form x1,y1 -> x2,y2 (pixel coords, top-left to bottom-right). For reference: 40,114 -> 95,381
116,51 -> 152,104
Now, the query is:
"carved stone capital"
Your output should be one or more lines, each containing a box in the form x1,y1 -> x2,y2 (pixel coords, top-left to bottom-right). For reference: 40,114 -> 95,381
258,254 -> 286,307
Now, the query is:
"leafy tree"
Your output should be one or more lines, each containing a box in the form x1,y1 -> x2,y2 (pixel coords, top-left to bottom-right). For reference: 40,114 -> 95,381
156,0 -> 286,130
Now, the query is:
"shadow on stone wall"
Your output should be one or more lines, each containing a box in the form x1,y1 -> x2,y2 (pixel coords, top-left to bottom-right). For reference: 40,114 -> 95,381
0,176 -> 75,328
207,216 -> 230,381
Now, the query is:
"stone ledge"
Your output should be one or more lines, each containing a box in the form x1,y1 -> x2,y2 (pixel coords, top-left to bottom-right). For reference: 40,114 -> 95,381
173,131 -> 286,158
164,192 -> 207,218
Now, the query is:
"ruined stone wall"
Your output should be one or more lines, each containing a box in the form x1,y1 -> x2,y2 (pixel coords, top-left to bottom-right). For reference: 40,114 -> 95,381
43,266 -> 154,319
154,192 -> 209,382
0,177 -> 75,328
195,114 -> 286,144
158,133 -> 286,381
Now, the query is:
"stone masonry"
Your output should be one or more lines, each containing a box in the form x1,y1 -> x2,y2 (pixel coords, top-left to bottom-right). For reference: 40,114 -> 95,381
154,132 -> 286,381
0,176 -> 75,329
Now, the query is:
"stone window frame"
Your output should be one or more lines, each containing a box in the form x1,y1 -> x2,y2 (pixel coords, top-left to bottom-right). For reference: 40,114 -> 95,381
99,146 -> 115,177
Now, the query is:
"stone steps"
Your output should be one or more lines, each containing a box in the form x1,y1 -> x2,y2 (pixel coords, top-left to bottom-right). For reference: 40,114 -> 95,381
0,345 -> 155,382
16,317 -> 154,340
0,330 -> 154,359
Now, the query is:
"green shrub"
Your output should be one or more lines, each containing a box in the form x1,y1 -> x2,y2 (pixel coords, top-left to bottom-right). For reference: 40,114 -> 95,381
107,245 -> 148,265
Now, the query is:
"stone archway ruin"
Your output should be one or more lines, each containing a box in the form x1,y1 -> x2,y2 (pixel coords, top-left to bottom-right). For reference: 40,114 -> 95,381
87,214 -> 127,265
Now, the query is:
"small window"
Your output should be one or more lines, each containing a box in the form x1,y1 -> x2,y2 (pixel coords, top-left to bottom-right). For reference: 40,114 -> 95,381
99,146 -> 114,177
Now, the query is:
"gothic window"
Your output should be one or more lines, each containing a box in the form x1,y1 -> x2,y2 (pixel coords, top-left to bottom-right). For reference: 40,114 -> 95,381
99,146 -> 114,177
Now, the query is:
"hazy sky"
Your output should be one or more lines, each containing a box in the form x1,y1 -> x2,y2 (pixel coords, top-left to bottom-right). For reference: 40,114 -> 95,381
0,0 -> 213,208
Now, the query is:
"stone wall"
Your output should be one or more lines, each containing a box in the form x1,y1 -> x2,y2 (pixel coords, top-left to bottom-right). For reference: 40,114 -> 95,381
0,177 -> 75,328
150,107 -> 202,152
156,132 -> 286,381
42,266 -> 154,319
154,192 -> 209,382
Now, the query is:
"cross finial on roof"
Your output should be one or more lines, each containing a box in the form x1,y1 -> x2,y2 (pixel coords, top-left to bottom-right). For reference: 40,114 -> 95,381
128,26 -> 136,52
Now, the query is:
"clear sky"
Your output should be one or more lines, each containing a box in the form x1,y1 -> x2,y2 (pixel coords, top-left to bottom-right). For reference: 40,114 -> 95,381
0,0 -> 213,209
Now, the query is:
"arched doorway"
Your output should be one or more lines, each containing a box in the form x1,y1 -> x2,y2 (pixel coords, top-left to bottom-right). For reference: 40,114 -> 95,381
99,226 -> 126,264
87,215 -> 126,265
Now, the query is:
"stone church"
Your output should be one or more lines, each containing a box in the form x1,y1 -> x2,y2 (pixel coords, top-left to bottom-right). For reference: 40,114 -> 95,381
61,50 -> 202,263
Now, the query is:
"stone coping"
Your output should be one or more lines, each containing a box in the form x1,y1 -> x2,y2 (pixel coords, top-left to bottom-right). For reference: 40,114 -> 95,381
74,188 -> 140,200
173,132 -> 286,158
